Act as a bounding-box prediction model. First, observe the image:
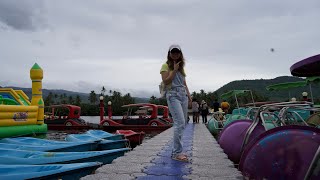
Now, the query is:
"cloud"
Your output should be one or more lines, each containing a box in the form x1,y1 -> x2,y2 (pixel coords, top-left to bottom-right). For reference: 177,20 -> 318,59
0,0 -> 46,31
1,0 -> 320,98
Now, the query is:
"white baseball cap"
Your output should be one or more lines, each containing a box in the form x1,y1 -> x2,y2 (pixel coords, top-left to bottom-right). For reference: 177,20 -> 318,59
169,44 -> 181,52
302,92 -> 308,96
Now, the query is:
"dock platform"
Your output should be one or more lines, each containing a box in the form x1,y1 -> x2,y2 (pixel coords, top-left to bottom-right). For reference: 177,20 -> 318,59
82,123 -> 243,179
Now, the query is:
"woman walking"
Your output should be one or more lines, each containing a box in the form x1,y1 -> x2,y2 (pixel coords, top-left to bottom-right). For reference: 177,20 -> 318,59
160,44 -> 192,162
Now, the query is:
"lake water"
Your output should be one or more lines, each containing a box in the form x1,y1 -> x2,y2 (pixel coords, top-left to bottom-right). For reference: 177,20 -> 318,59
45,116 -> 103,141
82,116 -> 120,124
41,115 -> 197,143
45,116 -> 161,141
81,116 -> 193,124
81,116 -> 170,124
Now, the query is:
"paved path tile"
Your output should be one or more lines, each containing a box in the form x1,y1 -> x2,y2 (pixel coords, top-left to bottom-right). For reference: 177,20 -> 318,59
82,123 -> 243,180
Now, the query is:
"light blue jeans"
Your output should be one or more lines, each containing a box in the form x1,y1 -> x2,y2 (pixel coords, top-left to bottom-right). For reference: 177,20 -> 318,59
166,87 -> 188,157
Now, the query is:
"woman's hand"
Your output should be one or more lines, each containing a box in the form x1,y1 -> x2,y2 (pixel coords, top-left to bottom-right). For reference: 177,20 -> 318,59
174,61 -> 181,71
188,98 -> 192,109
188,101 -> 192,109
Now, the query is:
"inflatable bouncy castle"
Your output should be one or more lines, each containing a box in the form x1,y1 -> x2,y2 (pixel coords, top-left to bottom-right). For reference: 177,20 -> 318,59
0,63 -> 47,138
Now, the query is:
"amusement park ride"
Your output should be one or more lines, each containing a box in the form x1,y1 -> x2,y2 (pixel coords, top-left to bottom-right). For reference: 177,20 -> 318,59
216,54 -> 320,180
0,63 -> 47,138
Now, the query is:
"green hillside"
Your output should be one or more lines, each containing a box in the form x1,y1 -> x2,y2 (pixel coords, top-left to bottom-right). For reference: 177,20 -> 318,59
214,76 -> 320,102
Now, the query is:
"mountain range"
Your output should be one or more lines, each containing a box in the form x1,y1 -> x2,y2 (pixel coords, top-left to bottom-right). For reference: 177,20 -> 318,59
4,76 -> 319,102
3,86 -> 150,103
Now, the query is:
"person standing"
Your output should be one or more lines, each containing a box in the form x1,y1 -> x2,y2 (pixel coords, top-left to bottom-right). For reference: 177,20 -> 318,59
192,98 -> 199,123
160,44 -> 192,162
201,100 -> 209,124
212,99 -> 220,112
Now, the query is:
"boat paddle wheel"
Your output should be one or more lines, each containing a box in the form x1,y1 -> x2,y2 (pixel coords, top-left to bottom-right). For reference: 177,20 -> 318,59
221,54 -> 320,179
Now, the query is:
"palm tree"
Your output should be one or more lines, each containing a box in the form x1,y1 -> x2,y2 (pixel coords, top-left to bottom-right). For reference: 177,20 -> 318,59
200,89 -> 206,97
88,91 -> 97,104
101,86 -> 106,96
149,95 -> 157,104
150,95 -> 156,101
192,91 -> 197,99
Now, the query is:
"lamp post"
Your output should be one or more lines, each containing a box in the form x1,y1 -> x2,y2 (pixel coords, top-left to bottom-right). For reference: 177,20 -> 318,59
99,96 -> 104,123
107,101 -> 112,119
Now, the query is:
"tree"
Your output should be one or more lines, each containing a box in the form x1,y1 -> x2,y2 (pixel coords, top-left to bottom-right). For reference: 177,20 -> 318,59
110,91 -> 122,115
149,95 -> 157,104
59,94 -> 63,103
122,93 -> 135,105
44,92 -> 54,106
88,91 -> 97,104
191,91 -> 197,99
101,86 -> 106,96
199,89 -> 207,101
148,95 -> 167,106
75,95 -> 81,106
68,96 -> 74,104
61,99 -> 67,104
150,95 -> 156,101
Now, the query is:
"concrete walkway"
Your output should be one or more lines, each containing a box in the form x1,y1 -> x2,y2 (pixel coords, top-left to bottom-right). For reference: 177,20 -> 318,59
82,123 -> 243,179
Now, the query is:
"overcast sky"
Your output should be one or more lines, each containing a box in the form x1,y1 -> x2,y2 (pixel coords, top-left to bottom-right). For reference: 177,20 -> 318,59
1,0 -> 319,98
